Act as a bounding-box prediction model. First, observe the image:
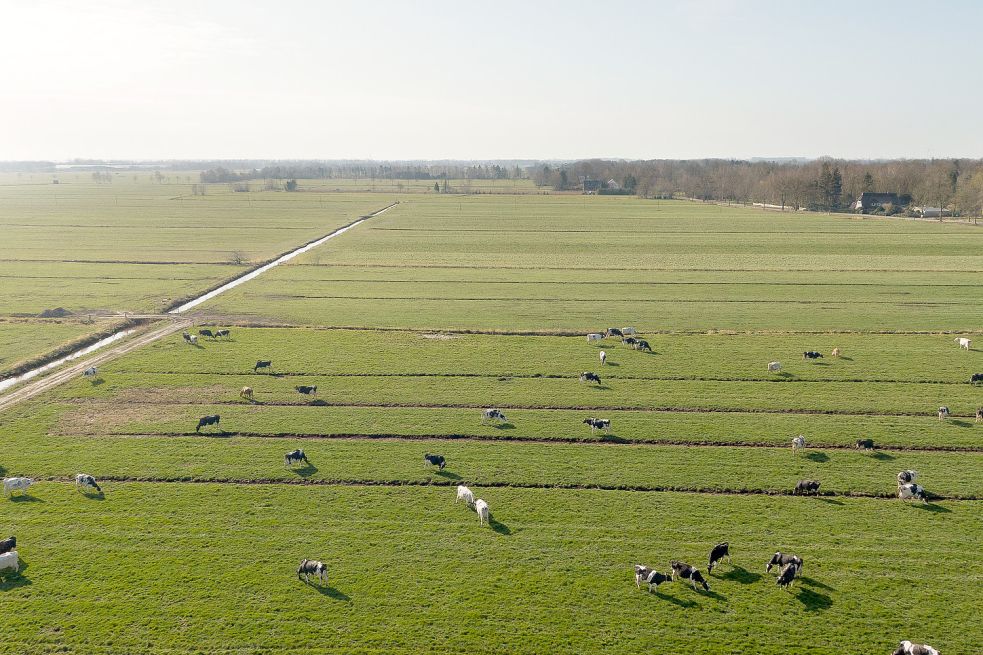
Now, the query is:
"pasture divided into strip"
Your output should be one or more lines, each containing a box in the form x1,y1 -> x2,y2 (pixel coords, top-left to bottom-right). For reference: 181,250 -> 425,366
2,195 -> 982,654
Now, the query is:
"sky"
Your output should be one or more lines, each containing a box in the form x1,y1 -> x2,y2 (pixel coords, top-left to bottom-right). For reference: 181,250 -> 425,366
1,0 -> 981,161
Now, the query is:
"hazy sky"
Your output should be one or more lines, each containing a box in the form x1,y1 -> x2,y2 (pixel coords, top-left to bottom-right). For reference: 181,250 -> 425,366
2,0 -> 981,161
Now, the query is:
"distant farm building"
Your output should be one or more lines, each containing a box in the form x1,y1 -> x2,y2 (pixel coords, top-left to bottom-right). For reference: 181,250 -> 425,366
912,206 -> 952,218
606,179 -> 621,191
582,179 -> 602,194
850,192 -> 909,212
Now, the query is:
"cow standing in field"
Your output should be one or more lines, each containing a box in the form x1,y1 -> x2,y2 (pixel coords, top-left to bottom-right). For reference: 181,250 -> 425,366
297,559 -> 327,584
622,337 -> 638,348
768,361 -> 782,373
971,373 -> 983,384
284,449 -> 309,467
856,438 -> 875,450
893,640 -> 940,655
791,435 -> 805,454
215,329 -> 231,339
583,418 -> 611,434
803,351 -> 823,360
776,562 -> 797,589
579,371 -> 601,385
482,408 -> 508,424
634,339 -> 652,352
475,499 -> 489,526
456,485 -> 475,507
254,360 -> 272,373
182,332 -> 198,345
424,453 -> 446,470
83,366 -> 98,379
831,348 -> 841,358
898,483 -> 927,502
0,551 -> 19,575
196,415 -> 220,432
766,552 -> 803,575
240,386 -> 254,401
0,536 -> 15,555
793,480 -> 821,495
599,350 -> 606,365
295,385 -> 318,398
634,565 -> 671,593
74,473 -> 101,494
606,328 -> 623,338
622,327 -> 637,336
2,477 -> 33,497
955,337 -> 971,350
707,542 -> 731,573
977,407 -> 983,423
587,333 -> 604,343
670,561 -> 710,592
938,406 -> 950,421
198,329 -> 215,339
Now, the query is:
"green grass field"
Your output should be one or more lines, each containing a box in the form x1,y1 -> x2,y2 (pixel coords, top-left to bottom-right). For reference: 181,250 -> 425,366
1,193 -> 980,654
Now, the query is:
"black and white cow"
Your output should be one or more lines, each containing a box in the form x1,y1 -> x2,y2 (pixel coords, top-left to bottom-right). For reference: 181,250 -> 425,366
285,449 -> 309,467
583,418 -> 611,434
196,415 -> 221,432
482,408 -> 508,424
897,470 -> 918,485
74,473 -> 101,493
215,329 -> 231,339
606,328 -> 623,338
893,640 -> 940,655
198,329 -> 215,339
83,366 -> 98,378
295,385 -> 318,397
977,407 -> 983,423
707,542 -> 731,573
297,559 -> 327,584
424,453 -> 446,470
621,337 -> 638,347
776,562 -> 797,589
938,406 -> 950,421
0,536 -> 15,555
634,339 -> 652,352
634,565 -> 671,593
579,371 -> 601,385
855,438 -> 875,450
182,332 -> 198,345
898,483 -> 927,502
254,360 -> 272,373
766,552 -> 803,575
971,373 -> 983,384
803,351 -> 823,360
670,560 -> 710,592
793,480 -> 821,495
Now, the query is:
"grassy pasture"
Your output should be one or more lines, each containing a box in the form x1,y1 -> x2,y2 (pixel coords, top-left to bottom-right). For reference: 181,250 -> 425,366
0,319 -> 121,377
0,483 -> 978,655
199,196 -> 983,331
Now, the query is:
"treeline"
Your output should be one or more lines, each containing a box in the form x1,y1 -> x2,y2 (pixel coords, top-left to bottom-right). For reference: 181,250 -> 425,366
535,159 -> 983,215
197,162 -> 526,184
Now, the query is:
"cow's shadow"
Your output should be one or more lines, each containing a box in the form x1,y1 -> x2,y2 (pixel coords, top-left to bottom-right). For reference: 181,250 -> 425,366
489,517 -> 512,535
79,490 -> 106,501
8,494 -> 42,503
304,582 -> 350,601
309,399 -> 328,407
868,451 -> 896,461
805,452 -> 829,462
950,419 -> 973,428
818,497 -> 845,506
800,576 -> 834,591
604,362 -> 620,367
914,502 -> 951,513
493,423 -> 516,430
796,586 -> 832,611
435,470 -> 462,481
592,385 -> 613,391
654,593 -> 698,609
0,559 -> 31,591
90,378 -> 105,386
600,434 -> 628,443
719,565 -> 761,585
837,356 -> 854,361
291,463 -> 318,478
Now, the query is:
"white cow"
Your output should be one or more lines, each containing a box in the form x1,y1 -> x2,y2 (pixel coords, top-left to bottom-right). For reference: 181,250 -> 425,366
622,327 -> 637,336
599,350 -> 607,365
897,470 -> 918,485
3,477 -> 33,497
956,337 -> 971,350
475,499 -> 489,526
0,551 -> 19,575
587,333 -> 604,343
791,435 -> 805,454
767,361 -> 782,372
895,640 -> 939,655
898,483 -> 927,502
456,485 -> 475,507
75,473 -> 102,493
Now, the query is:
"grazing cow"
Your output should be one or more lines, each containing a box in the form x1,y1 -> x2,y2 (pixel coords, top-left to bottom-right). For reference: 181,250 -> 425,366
898,483 -> 927,502
295,385 -> 318,397
215,329 -> 231,339
583,418 -> 611,434
707,542 -> 731,573
622,327 -> 637,335
2,477 -> 33,497
803,351 -> 823,360
579,371 -> 601,385
855,438 -> 875,450
599,350 -> 606,365
768,361 -> 782,372
0,536 -> 15,555
766,552 -> 803,575
74,473 -> 101,493
606,328 -> 623,338
482,408 -> 508,424
956,337 -> 971,350
831,348 -> 841,358
971,373 -> 983,385
0,551 -> 19,575
893,640 -> 940,655
897,470 -> 918,485
196,415 -> 220,432
793,480 -> 821,495
669,560 -> 710,592
776,562 -> 797,589
621,337 -> 638,347
791,435 -> 805,454
83,366 -> 98,378
240,386 -> 254,401
424,453 -> 446,470
254,360 -> 272,373
634,339 -> 652,352
977,407 -> 983,423
634,565 -> 671,593
284,449 -> 309,467
182,331 -> 194,344
587,333 -> 604,343
938,406 -> 950,421
456,485 -> 475,506
198,329 -> 215,339
475,498 -> 489,526
297,559 -> 327,583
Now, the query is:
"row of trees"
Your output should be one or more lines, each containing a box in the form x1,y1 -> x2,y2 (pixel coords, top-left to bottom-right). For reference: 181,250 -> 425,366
196,162 -> 526,184
538,159 -> 983,215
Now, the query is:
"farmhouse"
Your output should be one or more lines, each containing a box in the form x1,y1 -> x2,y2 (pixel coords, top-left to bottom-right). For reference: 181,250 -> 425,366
850,192 -> 908,212
582,178 -> 602,194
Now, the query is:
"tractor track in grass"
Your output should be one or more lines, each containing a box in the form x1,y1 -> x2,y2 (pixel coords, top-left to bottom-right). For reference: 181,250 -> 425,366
293,262 -> 983,273
232,294 -> 974,306
25,475 -> 977,500
77,430 -> 983,453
